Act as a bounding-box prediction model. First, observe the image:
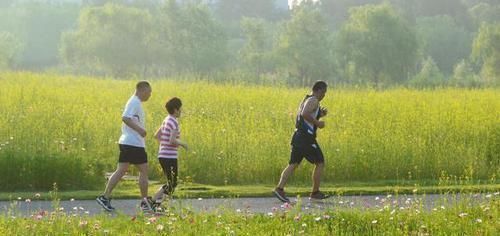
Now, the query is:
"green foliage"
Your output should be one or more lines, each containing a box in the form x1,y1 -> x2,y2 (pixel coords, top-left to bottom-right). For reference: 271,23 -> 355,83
450,60 -> 481,87
337,3 -> 418,86
156,1 -> 229,74
0,3 -> 79,69
0,31 -> 21,70
1,1 -> 499,89
409,57 -> 446,88
61,3 -> 154,77
320,0 -> 381,30
472,23 -> 500,85
468,2 -> 500,26
392,0 -> 473,30
276,3 -> 334,86
416,15 -> 473,75
239,17 -> 276,76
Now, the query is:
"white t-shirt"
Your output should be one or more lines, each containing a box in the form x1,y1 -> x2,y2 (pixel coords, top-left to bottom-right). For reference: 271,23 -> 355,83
118,95 -> 146,147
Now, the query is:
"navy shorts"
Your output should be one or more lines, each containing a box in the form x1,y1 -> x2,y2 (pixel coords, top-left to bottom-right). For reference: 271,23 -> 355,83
289,131 -> 324,164
118,144 -> 148,164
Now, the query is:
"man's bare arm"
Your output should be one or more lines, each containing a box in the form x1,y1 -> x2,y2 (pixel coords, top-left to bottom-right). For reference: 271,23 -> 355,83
122,117 -> 147,137
301,98 -> 325,128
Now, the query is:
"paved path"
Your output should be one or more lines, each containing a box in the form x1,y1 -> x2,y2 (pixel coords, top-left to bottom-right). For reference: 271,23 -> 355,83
1,193 -> 496,217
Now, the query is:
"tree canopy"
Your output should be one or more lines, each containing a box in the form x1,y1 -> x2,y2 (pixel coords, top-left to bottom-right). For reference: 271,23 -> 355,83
336,3 -> 418,86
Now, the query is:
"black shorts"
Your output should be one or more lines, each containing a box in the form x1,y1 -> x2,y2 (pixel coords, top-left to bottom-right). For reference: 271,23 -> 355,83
289,131 -> 324,164
118,144 -> 148,164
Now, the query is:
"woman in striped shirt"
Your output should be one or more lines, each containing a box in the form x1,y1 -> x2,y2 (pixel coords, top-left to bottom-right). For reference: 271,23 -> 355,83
152,97 -> 188,208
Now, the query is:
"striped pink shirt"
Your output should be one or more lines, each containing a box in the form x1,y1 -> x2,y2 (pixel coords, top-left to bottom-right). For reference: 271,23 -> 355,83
158,115 -> 180,159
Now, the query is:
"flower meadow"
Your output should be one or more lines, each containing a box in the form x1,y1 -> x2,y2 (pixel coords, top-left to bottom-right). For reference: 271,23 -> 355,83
1,192 -> 498,235
0,72 -> 498,191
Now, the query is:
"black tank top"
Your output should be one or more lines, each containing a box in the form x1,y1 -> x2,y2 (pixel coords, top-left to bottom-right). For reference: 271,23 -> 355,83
295,95 -> 321,138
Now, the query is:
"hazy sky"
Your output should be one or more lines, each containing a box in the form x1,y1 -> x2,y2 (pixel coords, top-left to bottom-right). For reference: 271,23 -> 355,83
288,0 -> 320,8
289,0 -> 320,9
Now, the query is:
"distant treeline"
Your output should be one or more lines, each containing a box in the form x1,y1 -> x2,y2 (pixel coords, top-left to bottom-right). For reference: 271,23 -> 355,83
0,0 -> 499,87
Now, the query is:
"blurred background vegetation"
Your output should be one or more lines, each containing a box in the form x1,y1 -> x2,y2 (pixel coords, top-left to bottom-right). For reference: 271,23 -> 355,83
0,0 -> 498,88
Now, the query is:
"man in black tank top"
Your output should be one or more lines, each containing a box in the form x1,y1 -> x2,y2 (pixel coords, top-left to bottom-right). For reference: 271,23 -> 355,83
273,81 -> 329,202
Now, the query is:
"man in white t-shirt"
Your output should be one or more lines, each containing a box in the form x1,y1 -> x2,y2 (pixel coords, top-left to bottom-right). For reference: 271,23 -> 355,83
96,81 -> 153,212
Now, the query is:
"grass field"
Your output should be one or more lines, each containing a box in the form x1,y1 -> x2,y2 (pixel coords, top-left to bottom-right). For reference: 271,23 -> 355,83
0,72 -> 498,191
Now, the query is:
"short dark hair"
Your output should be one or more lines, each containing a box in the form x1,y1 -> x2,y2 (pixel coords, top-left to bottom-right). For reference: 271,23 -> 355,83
136,81 -> 151,90
312,80 -> 327,91
165,97 -> 182,115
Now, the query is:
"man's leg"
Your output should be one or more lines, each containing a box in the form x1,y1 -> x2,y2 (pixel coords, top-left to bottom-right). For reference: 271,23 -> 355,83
312,162 -> 324,192
103,162 -> 129,198
274,164 -> 298,202
277,164 -> 298,189
136,163 -> 149,198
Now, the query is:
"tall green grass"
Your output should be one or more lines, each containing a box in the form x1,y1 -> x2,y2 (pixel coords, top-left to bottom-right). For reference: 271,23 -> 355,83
0,72 -> 498,190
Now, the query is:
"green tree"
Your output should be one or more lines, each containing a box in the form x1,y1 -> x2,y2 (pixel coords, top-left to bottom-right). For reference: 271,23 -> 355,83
416,15 -> 472,75
0,3 -> 79,69
239,17 -> 275,76
214,0 -> 287,41
390,0 -> 473,30
450,59 -> 481,87
472,23 -> 500,85
469,3 -> 500,26
276,3 -> 334,86
0,31 -> 21,70
320,0 -> 381,30
336,3 -> 418,86
409,57 -> 446,88
157,1 -> 229,75
61,3 -> 154,77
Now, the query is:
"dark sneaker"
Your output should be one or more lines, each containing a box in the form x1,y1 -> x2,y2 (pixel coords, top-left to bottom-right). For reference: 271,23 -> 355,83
96,195 -> 115,211
273,187 -> 290,203
151,200 -> 162,211
140,197 -> 154,212
309,191 -> 330,200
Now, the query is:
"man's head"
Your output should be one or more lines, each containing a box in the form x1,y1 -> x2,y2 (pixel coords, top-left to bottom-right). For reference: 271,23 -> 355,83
312,80 -> 327,101
165,97 -> 182,118
135,81 -> 152,102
